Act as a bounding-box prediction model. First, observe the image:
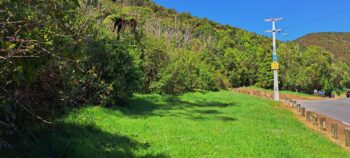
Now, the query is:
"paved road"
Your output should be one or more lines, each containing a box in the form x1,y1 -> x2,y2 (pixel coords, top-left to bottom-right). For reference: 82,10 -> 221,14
297,98 -> 350,124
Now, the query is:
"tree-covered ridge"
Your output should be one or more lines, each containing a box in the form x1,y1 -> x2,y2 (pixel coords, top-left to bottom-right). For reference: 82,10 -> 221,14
106,0 -> 349,93
0,0 -> 349,151
296,32 -> 350,65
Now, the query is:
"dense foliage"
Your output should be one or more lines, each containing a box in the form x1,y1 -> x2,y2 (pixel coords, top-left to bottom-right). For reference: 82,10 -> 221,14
128,0 -> 350,94
151,51 -> 220,94
0,0 -> 141,149
1,0 -> 349,151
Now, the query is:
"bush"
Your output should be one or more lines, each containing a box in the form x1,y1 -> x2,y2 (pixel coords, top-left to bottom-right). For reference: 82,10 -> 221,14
0,0 -> 143,148
84,37 -> 141,105
151,52 -> 219,94
141,38 -> 170,92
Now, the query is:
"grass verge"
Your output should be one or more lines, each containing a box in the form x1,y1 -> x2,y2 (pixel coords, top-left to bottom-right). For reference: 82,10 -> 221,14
4,91 -> 350,158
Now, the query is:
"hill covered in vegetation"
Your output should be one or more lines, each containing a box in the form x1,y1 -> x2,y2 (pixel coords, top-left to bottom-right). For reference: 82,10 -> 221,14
296,32 -> 350,65
1,0 -> 350,151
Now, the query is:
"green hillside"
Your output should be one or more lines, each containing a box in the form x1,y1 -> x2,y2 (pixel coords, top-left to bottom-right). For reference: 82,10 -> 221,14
297,32 -> 350,65
97,0 -> 350,93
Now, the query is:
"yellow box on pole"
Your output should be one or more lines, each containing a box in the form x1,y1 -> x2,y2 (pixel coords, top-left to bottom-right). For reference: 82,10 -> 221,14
271,62 -> 279,70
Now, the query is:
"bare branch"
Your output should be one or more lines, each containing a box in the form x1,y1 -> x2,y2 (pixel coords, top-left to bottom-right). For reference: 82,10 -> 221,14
0,55 -> 13,64
18,103 -> 53,125
36,45 -> 62,60
7,36 -> 36,43
36,116 -> 52,124
0,21 -> 25,25
0,121 -> 9,127
10,56 -> 39,58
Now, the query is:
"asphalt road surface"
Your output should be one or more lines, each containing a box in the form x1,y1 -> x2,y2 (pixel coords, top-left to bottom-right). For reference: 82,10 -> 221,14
297,98 -> 350,125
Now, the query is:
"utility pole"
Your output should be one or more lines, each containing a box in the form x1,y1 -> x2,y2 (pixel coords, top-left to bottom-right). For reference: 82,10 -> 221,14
265,17 -> 283,101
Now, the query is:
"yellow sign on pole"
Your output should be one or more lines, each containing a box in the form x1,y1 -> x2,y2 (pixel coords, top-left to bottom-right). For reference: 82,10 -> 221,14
271,62 -> 279,70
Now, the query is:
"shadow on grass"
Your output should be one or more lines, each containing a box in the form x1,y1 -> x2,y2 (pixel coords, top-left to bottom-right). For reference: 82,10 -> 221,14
193,109 -> 220,114
190,115 -> 237,122
113,94 -> 238,122
165,97 -> 233,108
215,116 -> 238,122
4,123 -> 167,158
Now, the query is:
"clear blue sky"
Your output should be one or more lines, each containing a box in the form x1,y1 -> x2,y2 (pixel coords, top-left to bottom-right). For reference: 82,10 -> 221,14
152,0 -> 350,41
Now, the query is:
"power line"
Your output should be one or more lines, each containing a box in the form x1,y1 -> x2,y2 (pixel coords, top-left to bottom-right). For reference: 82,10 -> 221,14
278,0 -> 313,17
284,8 -> 349,33
282,0 -> 305,11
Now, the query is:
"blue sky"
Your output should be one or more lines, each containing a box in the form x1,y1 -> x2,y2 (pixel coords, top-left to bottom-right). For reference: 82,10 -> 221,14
152,0 -> 350,41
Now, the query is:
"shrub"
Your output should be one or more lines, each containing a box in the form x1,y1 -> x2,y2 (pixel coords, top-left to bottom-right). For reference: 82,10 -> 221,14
84,37 -> 141,105
151,52 -> 219,94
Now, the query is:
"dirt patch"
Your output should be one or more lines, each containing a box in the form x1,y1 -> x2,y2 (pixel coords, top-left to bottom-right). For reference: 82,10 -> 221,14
234,87 -> 327,100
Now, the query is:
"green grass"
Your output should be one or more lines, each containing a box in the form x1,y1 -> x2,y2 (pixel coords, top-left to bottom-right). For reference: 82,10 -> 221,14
6,91 -> 350,158
248,86 -> 314,97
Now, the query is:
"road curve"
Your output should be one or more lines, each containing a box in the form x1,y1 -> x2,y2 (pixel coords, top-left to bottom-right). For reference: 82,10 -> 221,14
297,98 -> 350,124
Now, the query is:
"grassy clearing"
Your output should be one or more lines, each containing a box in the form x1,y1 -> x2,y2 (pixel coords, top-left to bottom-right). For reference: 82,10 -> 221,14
6,91 -> 350,158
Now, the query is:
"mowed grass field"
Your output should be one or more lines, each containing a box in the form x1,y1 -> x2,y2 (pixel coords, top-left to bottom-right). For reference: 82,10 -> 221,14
7,91 -> 350,158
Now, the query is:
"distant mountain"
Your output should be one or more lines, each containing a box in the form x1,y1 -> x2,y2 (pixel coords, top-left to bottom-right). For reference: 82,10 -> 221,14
296,32 -> 350,64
